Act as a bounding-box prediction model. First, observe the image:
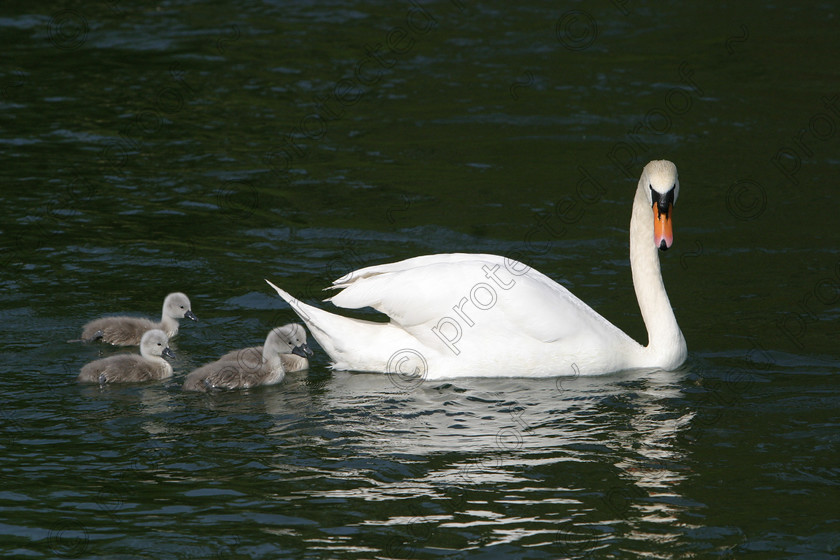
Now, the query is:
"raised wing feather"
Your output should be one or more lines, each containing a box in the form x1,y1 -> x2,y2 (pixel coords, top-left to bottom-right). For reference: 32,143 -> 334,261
327,253 -> 636,348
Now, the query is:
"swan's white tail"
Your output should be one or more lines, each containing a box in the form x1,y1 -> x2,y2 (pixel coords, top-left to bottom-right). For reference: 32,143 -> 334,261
264,279 -> 414,371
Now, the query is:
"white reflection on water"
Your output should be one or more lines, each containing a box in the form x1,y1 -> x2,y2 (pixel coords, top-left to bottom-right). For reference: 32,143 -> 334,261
246,366 -> 701,552
74,354 -> 706,555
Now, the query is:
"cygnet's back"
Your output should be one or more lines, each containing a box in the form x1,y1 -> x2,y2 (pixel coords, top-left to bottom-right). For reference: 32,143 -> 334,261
78,329 -> 175,384
183,324 -> 311,392
218,324 -> 313,372
81,292 -> 197,345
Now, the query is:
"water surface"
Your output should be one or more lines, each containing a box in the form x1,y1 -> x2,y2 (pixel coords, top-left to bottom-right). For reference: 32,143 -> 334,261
1,1 -> 839,558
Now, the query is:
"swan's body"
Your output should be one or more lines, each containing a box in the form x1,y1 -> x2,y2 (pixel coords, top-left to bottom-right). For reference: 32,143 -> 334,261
268,160 -> 687,379
81,292 -> 197,345
183,324 -> 312,392
78,329 -> 175,384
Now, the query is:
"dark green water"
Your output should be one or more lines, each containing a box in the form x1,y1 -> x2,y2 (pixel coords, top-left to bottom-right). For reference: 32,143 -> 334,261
2,1 -> 839,558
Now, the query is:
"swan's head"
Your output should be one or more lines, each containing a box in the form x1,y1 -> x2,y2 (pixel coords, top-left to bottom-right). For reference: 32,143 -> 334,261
640,160 -> 679,251
163,292 -> 197,321
140,329 -> 175,359
267,323 -> 314,359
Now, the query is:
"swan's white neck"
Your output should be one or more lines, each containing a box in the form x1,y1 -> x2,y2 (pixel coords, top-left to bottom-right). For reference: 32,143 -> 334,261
629,182 -> 686,369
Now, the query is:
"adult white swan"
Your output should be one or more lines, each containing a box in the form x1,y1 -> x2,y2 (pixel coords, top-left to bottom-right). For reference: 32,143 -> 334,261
267,160 -> 687,379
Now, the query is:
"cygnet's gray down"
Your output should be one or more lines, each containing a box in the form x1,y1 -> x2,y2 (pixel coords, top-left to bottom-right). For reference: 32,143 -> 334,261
183,324 -> 312,392
218,324 -> 312,372
78,329 -> 175,385
81,292 -> 197,345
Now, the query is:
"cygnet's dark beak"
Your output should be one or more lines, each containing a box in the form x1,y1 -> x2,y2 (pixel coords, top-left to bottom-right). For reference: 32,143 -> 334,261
163,347 -> 176,359
185,310 -> 198,321
292,343 -> 313,358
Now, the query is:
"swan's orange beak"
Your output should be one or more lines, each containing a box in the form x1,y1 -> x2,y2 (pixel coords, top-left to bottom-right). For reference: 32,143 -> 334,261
653,202 -> 673,251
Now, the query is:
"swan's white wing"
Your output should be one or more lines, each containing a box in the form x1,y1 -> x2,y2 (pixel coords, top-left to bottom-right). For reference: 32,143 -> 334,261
327,253 -> 637,350
331,253 -> 499,286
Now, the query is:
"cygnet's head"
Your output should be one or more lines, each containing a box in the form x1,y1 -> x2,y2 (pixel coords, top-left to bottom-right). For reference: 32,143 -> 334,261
163,292 -> 197,321
640,160 -> 679,251
267,323 -> 313,358
140,329 -> 176,359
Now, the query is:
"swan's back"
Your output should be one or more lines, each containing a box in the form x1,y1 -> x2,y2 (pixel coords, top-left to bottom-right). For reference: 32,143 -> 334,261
298,253 -> 643,376
329,254 -> 635,348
